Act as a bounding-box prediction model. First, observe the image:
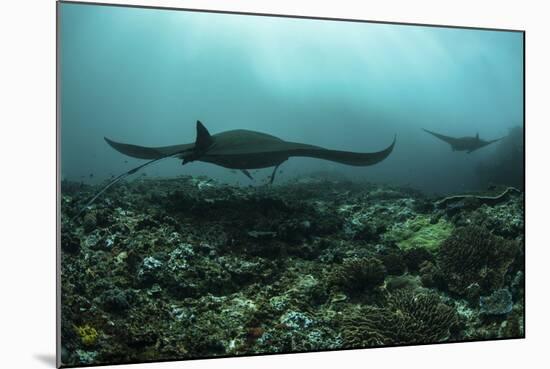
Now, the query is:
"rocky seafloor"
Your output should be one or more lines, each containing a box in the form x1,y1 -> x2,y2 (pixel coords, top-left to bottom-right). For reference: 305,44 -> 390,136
60,175 -> 524,366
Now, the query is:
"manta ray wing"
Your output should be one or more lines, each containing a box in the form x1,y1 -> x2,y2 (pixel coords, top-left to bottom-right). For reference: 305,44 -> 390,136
104,137 -> 194,160
203,129 -> 396,167
284,136 -> 396,166
422,128 -> 459,147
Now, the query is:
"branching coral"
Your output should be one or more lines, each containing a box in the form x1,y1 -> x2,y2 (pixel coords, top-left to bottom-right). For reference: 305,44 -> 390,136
386,290 -> 458,342
341,306 -> 399,347
328,257 -> 386,295
438,226 -> 519,296
342,290 -> 458,347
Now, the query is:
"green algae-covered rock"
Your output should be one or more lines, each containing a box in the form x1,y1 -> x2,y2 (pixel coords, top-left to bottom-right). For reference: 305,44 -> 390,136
386,215 -> 454,252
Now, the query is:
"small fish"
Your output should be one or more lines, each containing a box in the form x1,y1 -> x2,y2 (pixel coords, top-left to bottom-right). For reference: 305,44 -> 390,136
89,173 -> 94,178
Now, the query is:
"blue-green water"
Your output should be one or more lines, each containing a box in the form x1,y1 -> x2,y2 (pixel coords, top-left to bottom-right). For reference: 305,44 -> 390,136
60,3 -> 523,194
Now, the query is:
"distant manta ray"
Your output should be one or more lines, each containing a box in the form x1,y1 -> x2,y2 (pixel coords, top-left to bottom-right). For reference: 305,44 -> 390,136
422,128 -> 503,153
73,121 -> 396,218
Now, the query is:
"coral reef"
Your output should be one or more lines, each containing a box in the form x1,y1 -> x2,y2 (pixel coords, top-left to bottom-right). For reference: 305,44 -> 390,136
384,215 -> 454,252
480,288 -> 513,316
328,257 -> 387,296
438,226 -> 520,297
385,274 -> 421,291
74,325 -> 99,347
403,247 -> 434,272
435,187 -> 520,211
60,176 -> 524,366
341,290 -> 459,347
468,195 -> 524,239
418,260 -> 446,289
379,252 -> 406,275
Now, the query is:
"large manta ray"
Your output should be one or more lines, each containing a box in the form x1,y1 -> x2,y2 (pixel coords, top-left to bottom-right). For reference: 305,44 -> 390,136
422,128 -> 502,153
75,121 -> 396,216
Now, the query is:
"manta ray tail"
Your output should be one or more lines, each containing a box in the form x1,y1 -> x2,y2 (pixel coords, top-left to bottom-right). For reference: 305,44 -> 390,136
74,122 -> 208,219
71,155 -> 176,221
75,122 -> 211,219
